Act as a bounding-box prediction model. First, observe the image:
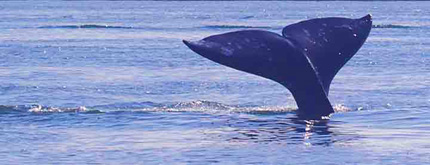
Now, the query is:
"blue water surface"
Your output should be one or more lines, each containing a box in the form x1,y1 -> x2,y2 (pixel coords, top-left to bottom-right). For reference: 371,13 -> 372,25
0,1 -> 429,164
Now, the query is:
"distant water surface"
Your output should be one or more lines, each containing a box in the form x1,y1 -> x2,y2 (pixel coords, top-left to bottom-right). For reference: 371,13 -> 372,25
0,1 -> 429,164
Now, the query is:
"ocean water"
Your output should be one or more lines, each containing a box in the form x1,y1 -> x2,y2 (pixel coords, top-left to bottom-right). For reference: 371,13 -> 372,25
0,1 -> 429,164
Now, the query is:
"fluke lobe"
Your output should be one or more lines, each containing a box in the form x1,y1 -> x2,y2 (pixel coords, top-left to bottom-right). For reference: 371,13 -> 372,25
183,15 -> 372,119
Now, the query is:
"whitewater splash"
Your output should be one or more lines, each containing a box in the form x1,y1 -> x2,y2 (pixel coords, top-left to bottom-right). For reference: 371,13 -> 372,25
0,100 -> 355,114
0,104 -> 96,113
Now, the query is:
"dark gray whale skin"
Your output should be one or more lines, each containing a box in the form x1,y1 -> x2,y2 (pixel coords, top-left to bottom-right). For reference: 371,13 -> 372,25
183,15 -> 372,119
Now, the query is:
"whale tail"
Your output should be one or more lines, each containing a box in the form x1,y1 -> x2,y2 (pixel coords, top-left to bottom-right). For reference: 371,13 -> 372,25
183,15 -> 372,119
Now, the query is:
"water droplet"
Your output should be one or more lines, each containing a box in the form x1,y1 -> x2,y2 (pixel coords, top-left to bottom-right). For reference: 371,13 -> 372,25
304,48 -> 308,52
338,52 -> 342,55
353,33 -> 357,37
323,37 -> 329,42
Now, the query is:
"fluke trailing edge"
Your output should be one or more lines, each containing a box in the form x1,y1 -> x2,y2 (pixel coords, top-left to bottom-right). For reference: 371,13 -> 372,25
183,15 -> 372,119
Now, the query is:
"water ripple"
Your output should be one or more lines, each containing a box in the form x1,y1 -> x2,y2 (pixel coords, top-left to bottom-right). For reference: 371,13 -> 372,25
38,24 -> 133,29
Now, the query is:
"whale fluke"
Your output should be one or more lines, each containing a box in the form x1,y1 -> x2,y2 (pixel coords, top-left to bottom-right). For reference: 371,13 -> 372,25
282,14 -> 373,95
183,15 -> 372,119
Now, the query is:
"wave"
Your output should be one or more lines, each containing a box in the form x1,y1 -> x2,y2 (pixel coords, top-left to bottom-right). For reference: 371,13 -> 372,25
205,24 -> 423,29
201,25 -> 272,29
241,16 -> 255,19
35,23 -> 425,30
0,104 -> 101,114
372,24 -> 421,29
36,24 -> 271,30
38,24 -> 133,29
0,100 -> 354,115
